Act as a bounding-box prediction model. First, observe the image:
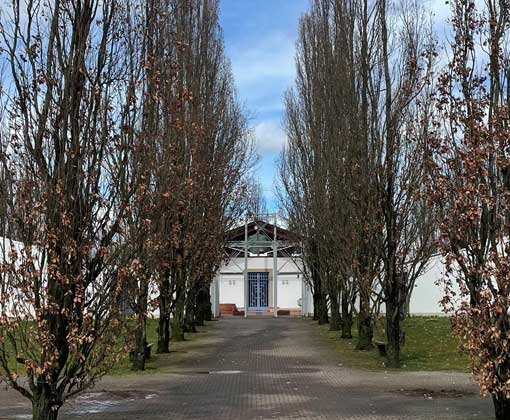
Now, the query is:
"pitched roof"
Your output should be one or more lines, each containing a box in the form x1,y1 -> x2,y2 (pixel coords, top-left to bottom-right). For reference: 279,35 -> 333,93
225,220 -> 300,256
226,220 -> 297,242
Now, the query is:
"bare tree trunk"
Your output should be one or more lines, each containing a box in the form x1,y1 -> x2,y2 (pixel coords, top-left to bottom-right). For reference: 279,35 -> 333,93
157,316 -> 170,354
171,282 -> 186,342
195,287 -> 211,324
340,290 -> 353,339
204,288 -> 213,322
317,291 -> 329,325
385,299 -> 401,368
378,0 -> 401,368
312,291 -> 320,321
356,0 -> 375,352
493,394 -> 510,420
131,280 -> 149,371
312,266 -> 329,324
184,290 -> 197,333
132,319 -> 147,371
356,292 -> 373,350
32,388 -> 60,420
157,279 -> 171,353
329,292 -> 342,331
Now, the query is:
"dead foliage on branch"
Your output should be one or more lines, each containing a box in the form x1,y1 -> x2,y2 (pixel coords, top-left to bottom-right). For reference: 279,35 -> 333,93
0,0 -> 254,418
426,1 -> 510,418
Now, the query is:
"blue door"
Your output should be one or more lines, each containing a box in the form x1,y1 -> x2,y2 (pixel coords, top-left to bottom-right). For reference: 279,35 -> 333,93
248,272 -> 269,310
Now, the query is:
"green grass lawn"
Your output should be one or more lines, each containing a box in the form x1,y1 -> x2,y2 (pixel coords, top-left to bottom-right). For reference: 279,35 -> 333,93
110,318 -> 220,376
318,316 -> 470,372
1,319 -> 220,377
2,316 -> 468,377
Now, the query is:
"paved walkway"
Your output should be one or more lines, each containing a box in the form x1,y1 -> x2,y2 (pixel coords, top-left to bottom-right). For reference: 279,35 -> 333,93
0,317 -> 493,419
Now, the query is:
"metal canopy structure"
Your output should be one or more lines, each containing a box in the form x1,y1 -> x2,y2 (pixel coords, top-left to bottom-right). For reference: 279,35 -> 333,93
223,213 -> 303,318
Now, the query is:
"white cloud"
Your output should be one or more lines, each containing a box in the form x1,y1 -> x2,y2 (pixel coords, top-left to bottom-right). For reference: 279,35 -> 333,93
254,120 -> 287,154
230,32 -> 296,87
226,31 -> 297,117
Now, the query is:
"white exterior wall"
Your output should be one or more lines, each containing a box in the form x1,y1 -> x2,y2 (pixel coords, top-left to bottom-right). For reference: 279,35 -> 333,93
408,254 -> 456,315
212,253 -> 460,317
219,274 -> 245,308
376,255 -> 460,315
220,256 -> 294,273
302,282 -> 314,316
218,256 -> 307,311
277,277 -> 302,308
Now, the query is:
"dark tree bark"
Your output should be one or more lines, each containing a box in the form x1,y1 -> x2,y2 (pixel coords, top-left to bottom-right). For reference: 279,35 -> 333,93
340,290 -> 353,339
385,300 -> 401,368
196,287 -> 212,324
317,292 -> 329,325
157,316 -> 171,354
312,292 -> 319,321
157,282 -> 171,353
131,284 -> 149,371
493,394 -> 510,420
171,283 -> 186,342
184,290 -> 198,333
203,288 -> 213,322
356,293 -> 373,350
32,390 -> 60,420
329,293 -> 342,331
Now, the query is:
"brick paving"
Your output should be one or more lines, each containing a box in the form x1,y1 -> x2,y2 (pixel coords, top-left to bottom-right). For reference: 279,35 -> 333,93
0,317 -> 494,419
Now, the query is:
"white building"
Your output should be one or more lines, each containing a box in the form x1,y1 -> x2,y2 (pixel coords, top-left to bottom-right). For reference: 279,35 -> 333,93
209,219 -> 452,318
210,218 -> 313,317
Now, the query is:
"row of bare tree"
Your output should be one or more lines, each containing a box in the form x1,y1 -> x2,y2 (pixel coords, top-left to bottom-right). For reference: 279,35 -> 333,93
279,0 -> 436,367
0,1 -> 255,419
279,0 -> 510,418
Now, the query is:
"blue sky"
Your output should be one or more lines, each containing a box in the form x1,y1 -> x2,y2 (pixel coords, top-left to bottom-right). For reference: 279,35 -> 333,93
218,0 -> 452,212
219,0 -> 309,211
